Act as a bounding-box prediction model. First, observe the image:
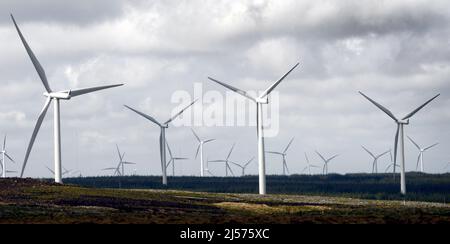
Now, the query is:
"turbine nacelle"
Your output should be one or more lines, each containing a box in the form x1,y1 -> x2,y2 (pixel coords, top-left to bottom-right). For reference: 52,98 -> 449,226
44,91 -> 71,100
255,97 -> 269,104
397,119 -> 409,125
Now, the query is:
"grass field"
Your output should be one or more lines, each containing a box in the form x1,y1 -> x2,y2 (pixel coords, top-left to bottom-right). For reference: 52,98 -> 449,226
0,178 -> 449,224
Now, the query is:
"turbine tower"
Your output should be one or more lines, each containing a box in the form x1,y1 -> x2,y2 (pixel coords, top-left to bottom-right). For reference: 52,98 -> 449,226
124,100 -> 196,185
315,150 -> 339,175
303,152 -> 320,175
12,15 -> 123,183
407,136 -> 438,172
208,63 -> 299,194
1,135 -> 15,178
361,146 -> 390,173
209,143 -> 236,177
267,137 -> 294,175
191,129 -> 215,176
359,91 -> 439,194
114,144 -> 135,176
230,157 -> 254,176
166,140 -> 188,176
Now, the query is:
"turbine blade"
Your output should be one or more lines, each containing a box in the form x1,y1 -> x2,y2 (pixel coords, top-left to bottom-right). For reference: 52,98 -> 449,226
244,157 -> 254,167
304,152 -> 310,164
194,144 -> 201,159
361,145 -> 375,158
165,99 -> 197,124
124,105 -> 162,127
115,144 -> 122,161
191,129 -> 201,142
2,135 -> 6,151
315,150 -> 327,163
266,151 -> 282,155
394,125 -> 399,164
416,153 -> 421,170
20,97 -> 52,177
402,94 -> 440,120
11,14 -> 52,93
328,154 -> 339,162
359,91 -> 398,122
406,136 -> 421,150
70,84 -> 123,98
424,143 -> 438,151
204,139 -> 215,143
283,137 -> 295,154
165,140 -> 173,158
208,77 -> 256,102
45,166 -> 54,175
259,63 -> 300,99
377,150 -> 390,158
5,153 -> 15,163
226,143 -> 236,160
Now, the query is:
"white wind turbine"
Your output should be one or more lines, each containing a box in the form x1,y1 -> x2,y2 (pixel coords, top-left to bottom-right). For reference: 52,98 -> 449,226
124,100 -> 196,185
267,137 -> 294,175
191,129 -> 215,176
315,151 -> 339,175
208,62 -> 300,194
12,15 -> 123,183
359,91 -> 439,194
205,157 -> 215,176
1,135 -> 16,178
385,149 -> 400,178
209,143 -> 236,177
361,146 -> 390,173
166,141 -> 188,176
407,136 -> 438,173
230,157 -> 254,176
302,152 -> 320,175
114,144 -> 135,176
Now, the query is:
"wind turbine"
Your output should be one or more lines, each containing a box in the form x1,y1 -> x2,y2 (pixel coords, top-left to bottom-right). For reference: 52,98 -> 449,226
191,129 -> 215,176
12,15 -> 123,183
315,151 -> 339,175
385,149 -> 400,178
208,62 -> 300,194
302,152 -> 320,175
45,165 -> 71,177
102,145 -> 135,176
124,99 -> 197,185
444,162 -> 450,172
407,136 -> 438,172
166,140 -> 188,176
230,157 -> 254,176
361,146 -> 390,173
209,143 -> 236,177
1,135 -> 15,178
359,91 -> 439,194
205,157 -> 215,176
267,137 -> 294,175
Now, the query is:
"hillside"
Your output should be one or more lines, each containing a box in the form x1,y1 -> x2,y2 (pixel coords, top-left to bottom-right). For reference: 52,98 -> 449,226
0,178 -> 449,224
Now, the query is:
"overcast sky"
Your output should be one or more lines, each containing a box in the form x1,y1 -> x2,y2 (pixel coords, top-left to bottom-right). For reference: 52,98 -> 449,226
0,0 -> 449,178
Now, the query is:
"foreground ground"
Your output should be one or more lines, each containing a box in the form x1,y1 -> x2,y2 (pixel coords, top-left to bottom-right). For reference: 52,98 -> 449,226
0,178 -> 449,224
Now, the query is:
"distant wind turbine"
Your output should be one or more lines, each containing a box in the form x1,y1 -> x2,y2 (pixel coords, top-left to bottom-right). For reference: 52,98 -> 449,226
444,163 -> 450,172
124,99 -> 197,185
315,150 -> 339,175
361,146 -> 390,173
359,91 -> 439,194
191,129 -> 215,176
208,62 -> 300,194
1,135 -> 15,178
230,157 -> 254,176
11,14 -> 123,183
303,152 -> 320,175
102,145 -> 135,176
209,143 -> 236,177
267,137 -> 294,175
166,140 -> 188,176
407,136 -> 438,172
385,149 -> 400,177
205,157 -> 215,176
